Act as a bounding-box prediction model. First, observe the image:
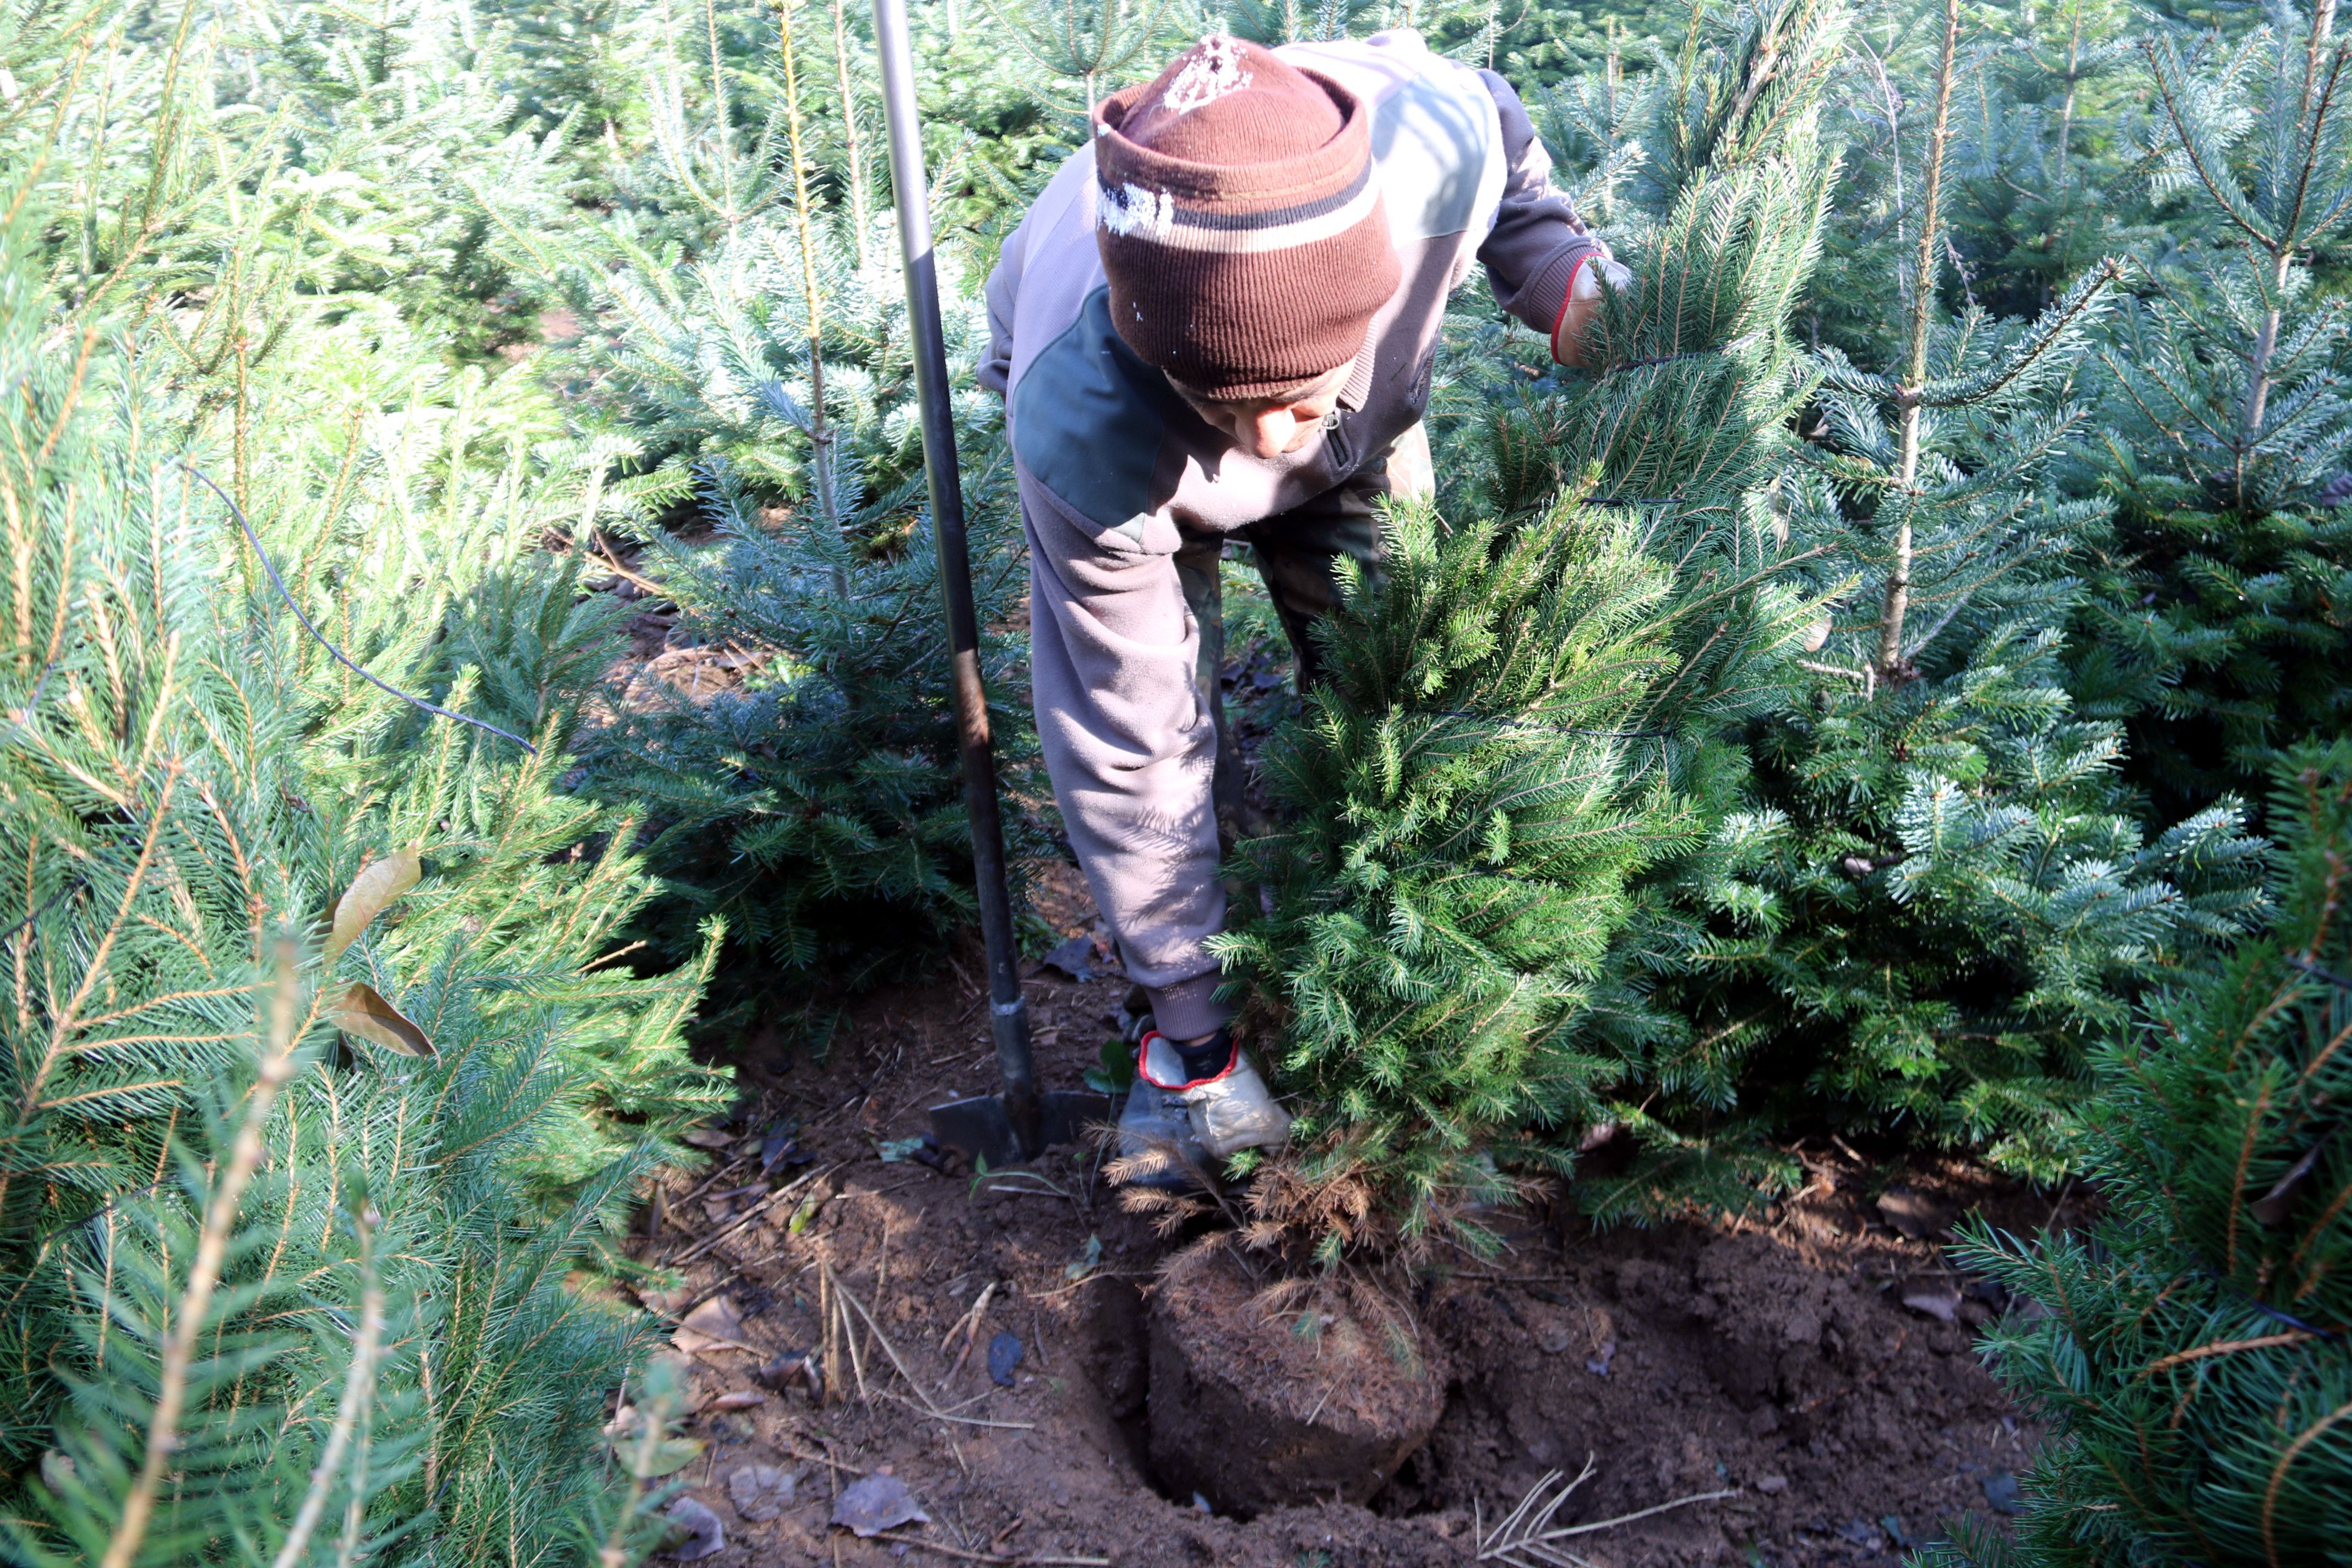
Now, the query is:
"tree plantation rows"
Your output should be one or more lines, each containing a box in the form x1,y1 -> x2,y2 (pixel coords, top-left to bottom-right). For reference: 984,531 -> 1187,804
0,0 -> 2344,1560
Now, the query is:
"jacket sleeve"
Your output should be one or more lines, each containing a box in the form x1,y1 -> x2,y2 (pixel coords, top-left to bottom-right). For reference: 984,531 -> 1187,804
977,220 -> 1026,398
1472,68 -> 1630,361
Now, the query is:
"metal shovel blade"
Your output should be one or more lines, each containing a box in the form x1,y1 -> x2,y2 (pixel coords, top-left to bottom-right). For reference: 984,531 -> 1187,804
929,1088 -> 1115,1169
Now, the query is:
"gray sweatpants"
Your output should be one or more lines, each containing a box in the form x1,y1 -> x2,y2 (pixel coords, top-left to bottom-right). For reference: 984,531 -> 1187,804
1024,426 -> 1433,1039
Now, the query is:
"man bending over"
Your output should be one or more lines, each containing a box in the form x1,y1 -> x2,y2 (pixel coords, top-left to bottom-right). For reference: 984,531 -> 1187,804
978,31 -> 1625,1175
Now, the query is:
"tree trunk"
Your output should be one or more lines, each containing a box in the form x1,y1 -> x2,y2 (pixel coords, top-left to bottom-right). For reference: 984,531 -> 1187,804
830,0 -> 871,269
2235,245 -> 2294,506
776,0 -> 846,593
2054,2 -> 2081,186
1875,0 -> 1960,682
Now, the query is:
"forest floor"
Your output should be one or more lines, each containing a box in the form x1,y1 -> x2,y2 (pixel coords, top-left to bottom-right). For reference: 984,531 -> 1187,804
623,862 -> 2075,1568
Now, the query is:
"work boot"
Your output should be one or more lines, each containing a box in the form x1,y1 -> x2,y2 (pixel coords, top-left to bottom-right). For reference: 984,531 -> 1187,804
1136,1028 -> 1292,1160
1114,1074 -> 1208,1189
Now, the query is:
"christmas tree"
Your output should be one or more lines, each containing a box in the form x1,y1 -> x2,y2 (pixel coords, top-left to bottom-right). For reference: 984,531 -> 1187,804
1942,0 -> 2150,323
1590,0 -> 2267,1220
1936,742 -> 2352,1567
564,212 -> 1036,1001
0,247 -> 697,1567
1,0 -> 722,1553
2064,1 -> 2352,823
1211,0 -> 1852,1259
479,8 -> 1042,1020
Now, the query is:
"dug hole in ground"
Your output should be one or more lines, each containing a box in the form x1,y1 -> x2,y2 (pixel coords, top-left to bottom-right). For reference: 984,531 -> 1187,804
627,862 -> 2061,1568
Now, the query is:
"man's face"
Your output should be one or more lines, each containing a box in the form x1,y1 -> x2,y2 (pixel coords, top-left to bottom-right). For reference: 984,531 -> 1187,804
1172,363 -> 1353,459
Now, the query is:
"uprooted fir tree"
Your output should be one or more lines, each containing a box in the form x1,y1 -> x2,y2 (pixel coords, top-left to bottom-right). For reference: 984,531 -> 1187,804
1195,0 -> 1854,1262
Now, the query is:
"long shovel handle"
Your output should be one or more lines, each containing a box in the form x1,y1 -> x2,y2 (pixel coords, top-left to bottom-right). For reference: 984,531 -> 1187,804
872,0 -> 1041,1158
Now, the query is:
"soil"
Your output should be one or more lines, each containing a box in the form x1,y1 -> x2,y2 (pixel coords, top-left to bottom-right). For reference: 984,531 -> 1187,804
620,862 -> 2077,1568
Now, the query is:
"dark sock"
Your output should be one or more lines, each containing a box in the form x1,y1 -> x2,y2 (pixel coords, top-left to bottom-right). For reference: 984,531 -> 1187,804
1170,1030 -> 1233,1081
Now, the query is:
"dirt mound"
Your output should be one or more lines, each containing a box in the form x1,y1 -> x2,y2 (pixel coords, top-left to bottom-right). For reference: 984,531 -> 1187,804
1412,1223 -> 2028,1554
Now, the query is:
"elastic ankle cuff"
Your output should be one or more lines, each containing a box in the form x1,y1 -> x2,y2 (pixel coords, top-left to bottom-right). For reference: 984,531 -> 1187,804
1145,973 -> 1232,1042
1170,1029 -> 1234,1082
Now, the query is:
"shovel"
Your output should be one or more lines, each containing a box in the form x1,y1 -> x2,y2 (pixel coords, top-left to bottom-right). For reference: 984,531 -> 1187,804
873,0 -> 1108,1167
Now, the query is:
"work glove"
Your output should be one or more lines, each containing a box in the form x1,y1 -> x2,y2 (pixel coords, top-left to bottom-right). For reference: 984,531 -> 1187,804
1551,252 -> 1636,369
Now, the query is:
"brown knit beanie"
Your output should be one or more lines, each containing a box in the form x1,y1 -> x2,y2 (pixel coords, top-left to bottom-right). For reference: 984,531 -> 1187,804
1092,35 -> 1401,400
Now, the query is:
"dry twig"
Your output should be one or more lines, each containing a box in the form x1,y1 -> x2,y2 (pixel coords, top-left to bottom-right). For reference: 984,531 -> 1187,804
1476,1457 -> 1738,1566
270,1207 -> 385,1568
827,1270 -> 1036,1430
675,1152 -> 755,1208
672,1163 -> 837,1264
939,1280 -> 998,1387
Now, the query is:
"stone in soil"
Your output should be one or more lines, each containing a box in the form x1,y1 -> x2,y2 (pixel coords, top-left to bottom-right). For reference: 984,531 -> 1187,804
1146,1243 -> 1444,1517
660,1496 -> 726,1560
727,1462 -> 798,1521
989,1329 -> 1026,1386
831,1472 -> 929,1538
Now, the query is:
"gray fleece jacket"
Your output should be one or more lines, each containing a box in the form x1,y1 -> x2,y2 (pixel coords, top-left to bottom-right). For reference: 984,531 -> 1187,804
979,30 -> 1618,1038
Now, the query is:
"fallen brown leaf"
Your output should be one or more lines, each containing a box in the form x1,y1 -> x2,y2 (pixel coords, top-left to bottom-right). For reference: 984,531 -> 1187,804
332,982 -> 432,1057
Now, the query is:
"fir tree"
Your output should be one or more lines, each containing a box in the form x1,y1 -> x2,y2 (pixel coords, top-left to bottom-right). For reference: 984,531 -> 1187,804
480,18 -> 1040,1019
1,0 -> 726,1551
3,0 -> 728,1195
1946,0 -> 2149,322
0,235 -> 695,1566
1211,0 -> 1852,1257
1936,743 -> 2352,1568
2065,1 -> 2352,821
977,0 -> 1173,118
1223,0 -> 1387,48
1463,2 -> 1687,95
1591,0 -> 2267,1219
1212,493 -> 1715,1259
1510,25 -> 1660,234
590,372 -> 1035,1000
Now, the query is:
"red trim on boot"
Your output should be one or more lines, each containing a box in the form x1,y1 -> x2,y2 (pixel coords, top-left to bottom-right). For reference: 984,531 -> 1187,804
1136,1028 -> 1240,1092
